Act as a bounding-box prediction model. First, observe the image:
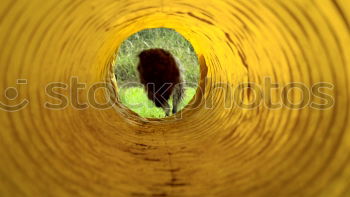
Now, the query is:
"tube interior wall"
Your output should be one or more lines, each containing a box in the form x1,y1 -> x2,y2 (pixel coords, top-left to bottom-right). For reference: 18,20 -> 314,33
0,0 -> 349,196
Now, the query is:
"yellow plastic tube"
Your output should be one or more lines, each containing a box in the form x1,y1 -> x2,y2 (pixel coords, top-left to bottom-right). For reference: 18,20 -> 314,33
0,0 -> 349,196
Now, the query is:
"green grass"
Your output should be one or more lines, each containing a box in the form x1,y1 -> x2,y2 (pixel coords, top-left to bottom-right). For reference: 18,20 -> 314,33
118,87 -> 197,118
114,28 -> 200,118
115,28 -> 200,86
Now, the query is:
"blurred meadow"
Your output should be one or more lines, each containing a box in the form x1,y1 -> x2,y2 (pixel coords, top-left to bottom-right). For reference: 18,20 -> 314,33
114,28 -> 200,118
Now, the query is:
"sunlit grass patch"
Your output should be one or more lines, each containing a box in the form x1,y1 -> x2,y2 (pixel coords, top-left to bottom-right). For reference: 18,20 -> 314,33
118,87 -> 196,118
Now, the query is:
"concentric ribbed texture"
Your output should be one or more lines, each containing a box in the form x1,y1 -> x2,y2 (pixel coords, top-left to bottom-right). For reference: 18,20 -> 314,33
0,0 -> 349,196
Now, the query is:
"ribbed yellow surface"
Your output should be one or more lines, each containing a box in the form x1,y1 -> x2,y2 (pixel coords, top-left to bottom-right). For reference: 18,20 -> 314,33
1,0 -> 350,196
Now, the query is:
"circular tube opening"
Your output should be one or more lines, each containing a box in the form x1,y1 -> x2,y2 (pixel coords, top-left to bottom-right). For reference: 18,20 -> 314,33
114,28 -> 200,118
